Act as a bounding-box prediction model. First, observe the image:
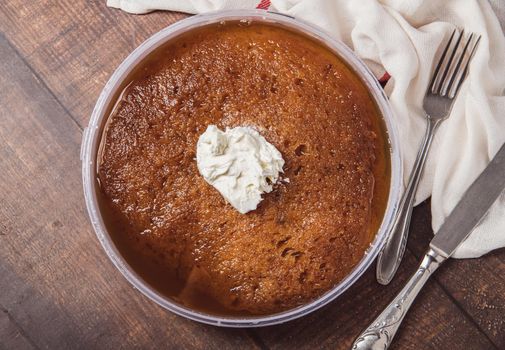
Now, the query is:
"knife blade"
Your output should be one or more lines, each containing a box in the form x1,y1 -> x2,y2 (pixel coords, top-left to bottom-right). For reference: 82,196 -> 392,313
430,142 -> 505,258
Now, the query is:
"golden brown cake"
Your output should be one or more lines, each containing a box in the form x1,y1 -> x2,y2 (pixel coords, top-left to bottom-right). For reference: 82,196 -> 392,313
98,21 -> 389,315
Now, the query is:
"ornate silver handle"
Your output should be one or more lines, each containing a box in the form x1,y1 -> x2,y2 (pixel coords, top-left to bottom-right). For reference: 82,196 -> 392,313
352,249 -> 446,350
376,116 -> 443,285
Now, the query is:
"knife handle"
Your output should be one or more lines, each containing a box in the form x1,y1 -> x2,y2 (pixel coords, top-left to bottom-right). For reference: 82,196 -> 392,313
352,248 -> 446,350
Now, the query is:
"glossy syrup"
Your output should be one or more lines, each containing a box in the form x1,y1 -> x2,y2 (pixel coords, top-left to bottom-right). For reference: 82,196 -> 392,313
96,20 -> 391,316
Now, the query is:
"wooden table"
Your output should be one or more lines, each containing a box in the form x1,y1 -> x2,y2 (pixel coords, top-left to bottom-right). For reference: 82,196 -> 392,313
1,2 -> 504,349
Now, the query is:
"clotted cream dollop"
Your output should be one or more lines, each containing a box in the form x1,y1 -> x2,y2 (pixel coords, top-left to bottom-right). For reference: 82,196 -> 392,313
196,125 -> 285,214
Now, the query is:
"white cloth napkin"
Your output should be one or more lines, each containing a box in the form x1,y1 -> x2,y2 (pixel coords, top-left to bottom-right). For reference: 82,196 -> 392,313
107,0 -> 505,259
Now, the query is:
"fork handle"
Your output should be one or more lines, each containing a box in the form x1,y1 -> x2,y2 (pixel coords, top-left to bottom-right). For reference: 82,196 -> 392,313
376,116 -> 442,285
352,248 -> 446,350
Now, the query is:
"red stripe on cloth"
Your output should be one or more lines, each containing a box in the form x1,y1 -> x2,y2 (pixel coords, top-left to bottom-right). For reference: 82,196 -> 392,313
256,0 -> 271,9
378,72 -> 391,85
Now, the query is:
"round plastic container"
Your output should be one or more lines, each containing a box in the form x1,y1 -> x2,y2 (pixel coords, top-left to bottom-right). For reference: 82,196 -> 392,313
81,10 -> 402,327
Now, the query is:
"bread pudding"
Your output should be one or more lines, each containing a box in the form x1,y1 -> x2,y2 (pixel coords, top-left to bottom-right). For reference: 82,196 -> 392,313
97,21 -> 390,315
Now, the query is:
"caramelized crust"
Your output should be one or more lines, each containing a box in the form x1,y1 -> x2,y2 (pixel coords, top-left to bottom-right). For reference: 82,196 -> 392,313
98,22 -> 388,315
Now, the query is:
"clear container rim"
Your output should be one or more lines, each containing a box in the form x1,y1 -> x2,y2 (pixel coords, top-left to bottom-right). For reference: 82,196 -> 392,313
81,9 -> 403,328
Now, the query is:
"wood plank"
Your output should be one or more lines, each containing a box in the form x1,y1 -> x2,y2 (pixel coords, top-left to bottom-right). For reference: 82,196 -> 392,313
408,201 -> 505,349
0,308 -> 36,350
253,216 -> 496,350
0,0 -> 188,127
0,34 -> 259,350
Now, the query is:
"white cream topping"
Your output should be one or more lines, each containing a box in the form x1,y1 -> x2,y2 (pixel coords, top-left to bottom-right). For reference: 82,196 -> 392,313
196,125 -> 285,214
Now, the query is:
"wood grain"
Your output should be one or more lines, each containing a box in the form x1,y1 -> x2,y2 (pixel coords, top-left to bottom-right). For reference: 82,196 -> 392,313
408,201 -> 505,348
0,309 -> 35,350
0,1 -> 504,349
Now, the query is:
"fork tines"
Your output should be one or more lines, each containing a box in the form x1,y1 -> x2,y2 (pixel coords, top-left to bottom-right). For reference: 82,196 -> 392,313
430,29 -> 481,98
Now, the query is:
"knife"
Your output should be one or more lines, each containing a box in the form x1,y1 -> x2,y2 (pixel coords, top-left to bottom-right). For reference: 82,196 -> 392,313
352,142 -> 505,350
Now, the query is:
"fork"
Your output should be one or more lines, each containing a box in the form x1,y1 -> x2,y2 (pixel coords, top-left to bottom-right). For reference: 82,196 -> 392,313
376,29 -> 481,286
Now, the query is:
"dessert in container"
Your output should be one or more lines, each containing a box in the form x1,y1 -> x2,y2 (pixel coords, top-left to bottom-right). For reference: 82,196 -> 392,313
81,10 -> 402,327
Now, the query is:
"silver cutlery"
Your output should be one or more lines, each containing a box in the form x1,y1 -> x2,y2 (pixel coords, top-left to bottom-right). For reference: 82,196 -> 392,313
376,29 -> 482,285
353,142 -> 505,350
